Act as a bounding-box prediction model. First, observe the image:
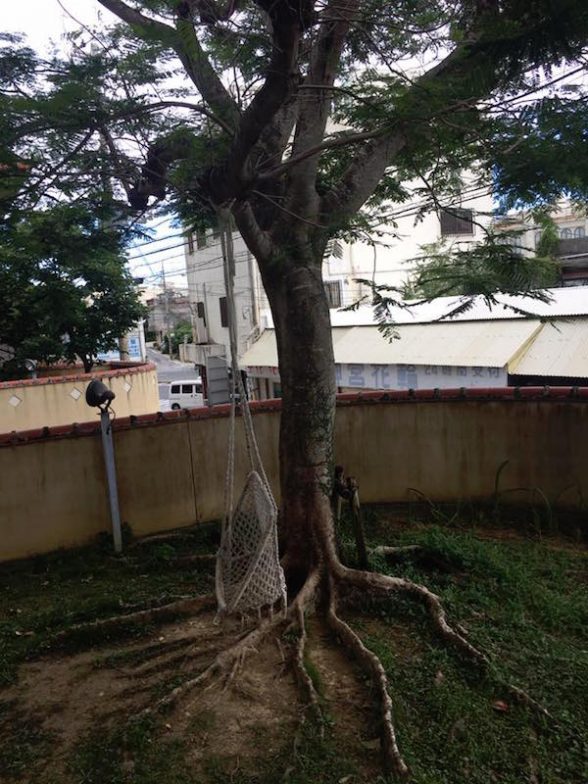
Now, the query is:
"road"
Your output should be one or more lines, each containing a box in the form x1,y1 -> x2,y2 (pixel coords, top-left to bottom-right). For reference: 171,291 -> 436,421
147,347 -> 199,399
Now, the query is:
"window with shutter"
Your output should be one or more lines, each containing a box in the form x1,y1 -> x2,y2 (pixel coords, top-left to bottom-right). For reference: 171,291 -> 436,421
219,296 -> 228,327
196,301 -> 206,326
324,280 -> 342,308
439,208 -> 474,236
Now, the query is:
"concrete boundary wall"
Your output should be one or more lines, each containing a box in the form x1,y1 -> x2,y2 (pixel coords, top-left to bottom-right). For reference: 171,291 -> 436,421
0,362 -> 160,432
1,388 -> 586,562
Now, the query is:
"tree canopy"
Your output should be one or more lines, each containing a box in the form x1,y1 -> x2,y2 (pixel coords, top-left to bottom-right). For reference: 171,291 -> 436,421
2,3 -> 588,231
0,203 -> 145,376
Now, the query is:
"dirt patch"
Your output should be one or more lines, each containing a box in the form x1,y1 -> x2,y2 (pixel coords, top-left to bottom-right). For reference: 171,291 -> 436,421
177,631 -> 299,773
0,610 -> 302,782
305,618 -> 384,782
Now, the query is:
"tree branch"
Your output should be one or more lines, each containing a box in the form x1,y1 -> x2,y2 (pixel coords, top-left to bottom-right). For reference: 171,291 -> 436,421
257,127 -> 387,183
116,100 -> 234,137
286,0 -> 360,213
251,95 -> 300,170
97,0 -> 175,40
232,199 -> 273,261
126,131 -> 195,210
173,15 -> 240,127
222,0 -> 308,191
97,0 -> 239,128
322,40 -> 498,224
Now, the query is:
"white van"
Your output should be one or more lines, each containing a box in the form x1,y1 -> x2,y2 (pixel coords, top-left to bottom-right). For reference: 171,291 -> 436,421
165,379 -> 205,410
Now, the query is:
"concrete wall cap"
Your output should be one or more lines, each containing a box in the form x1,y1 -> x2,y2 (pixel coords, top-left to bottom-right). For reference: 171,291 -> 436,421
0,362 -> 156,390
1,387 -> 587,447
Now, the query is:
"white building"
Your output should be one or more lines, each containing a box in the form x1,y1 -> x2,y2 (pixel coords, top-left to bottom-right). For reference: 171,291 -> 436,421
242,287 -> 588,397
495,202 -> 588,286
181,228 -> 263,370
180,182 -> 495,378
328,182 -> 494,307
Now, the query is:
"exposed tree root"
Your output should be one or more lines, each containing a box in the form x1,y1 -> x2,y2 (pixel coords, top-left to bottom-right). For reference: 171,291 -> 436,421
131,570 -> 322,721
326,580 -> 409,779
370,545 -> 422,559
58,545 -> 548,780
332,561 -> 551,722
334,563 -> 490,667
126,642 -> 216,678
52,595 -> 214,646
142,605 -> 288,716
130,529 -> 201,547
507,685 -> 551,719
291,604 -> 322,721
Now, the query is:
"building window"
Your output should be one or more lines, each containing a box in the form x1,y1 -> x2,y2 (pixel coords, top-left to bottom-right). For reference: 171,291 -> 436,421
219,296 -> 228,327
187,233 -> 194,254
559,226 -> 585,240
196,301 -> 206,326
324,280 -> 342,308
196,228 -> 207,249
440,208 -> 474,236
507,233 -> 524,255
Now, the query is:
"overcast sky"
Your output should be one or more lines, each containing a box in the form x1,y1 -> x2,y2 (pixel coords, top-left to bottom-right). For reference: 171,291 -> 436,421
3,1 -> 106,50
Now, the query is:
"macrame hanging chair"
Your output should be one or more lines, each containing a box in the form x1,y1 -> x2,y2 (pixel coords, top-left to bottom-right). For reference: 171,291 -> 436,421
215,210 -> 287,618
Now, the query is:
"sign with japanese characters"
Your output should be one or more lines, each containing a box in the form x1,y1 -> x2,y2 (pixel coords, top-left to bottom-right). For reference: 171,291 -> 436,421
336,363 -> 507,389
246,362 -> 507,389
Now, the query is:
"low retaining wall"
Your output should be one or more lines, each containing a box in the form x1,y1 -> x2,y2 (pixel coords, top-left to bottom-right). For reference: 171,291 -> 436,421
1,387 -> 586,562
0,362 -> 160,432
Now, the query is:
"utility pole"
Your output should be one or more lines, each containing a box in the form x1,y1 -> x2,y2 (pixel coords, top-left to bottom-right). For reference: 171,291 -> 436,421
161,262 -> 173,358
118,335 -> 130,361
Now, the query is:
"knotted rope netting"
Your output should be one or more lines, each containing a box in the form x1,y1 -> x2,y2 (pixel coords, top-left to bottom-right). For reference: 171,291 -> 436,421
215,209 -> 286,617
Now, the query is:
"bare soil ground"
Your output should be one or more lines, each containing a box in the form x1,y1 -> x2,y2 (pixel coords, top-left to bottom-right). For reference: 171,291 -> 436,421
1,512 -> 586,784
2,607 -> 387,783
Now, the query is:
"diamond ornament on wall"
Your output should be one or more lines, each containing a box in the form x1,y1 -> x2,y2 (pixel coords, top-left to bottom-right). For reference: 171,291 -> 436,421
70,388 -> 82,401
123,381 -> 132,393
8,395 -> 22,407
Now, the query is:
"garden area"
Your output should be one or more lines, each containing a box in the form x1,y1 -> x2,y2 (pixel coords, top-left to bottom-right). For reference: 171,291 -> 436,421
0,510 -> 586,784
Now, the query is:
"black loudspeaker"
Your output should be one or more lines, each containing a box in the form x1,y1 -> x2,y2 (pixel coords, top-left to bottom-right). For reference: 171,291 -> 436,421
85,379 -> 116,408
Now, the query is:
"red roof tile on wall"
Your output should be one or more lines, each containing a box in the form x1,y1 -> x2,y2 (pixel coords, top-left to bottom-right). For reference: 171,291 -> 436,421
1,387 -> 587,448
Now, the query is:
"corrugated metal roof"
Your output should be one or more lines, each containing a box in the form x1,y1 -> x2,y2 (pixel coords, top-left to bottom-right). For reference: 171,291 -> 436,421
242,319 -> 543,369
262,286 -> 588,328
241,330 -> 278,367
333,322 -> 541,366
509,319 -> 588,377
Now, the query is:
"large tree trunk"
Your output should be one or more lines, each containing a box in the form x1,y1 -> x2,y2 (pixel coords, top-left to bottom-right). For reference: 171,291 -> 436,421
260,246 -> 337,586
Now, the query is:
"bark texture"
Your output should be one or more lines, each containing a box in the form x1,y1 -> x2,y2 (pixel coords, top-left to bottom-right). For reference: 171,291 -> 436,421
259,237 -> 337,579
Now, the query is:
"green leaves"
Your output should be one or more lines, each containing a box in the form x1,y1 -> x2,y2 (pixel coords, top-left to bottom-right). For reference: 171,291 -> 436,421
402,231 -> 559,302
0,205 -> 145,377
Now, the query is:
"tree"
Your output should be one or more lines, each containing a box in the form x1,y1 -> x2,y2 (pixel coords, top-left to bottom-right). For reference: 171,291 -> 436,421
3,2 -> 588,775
161,318 -> 193,355
0,204 -> 145,376
401,231 -> 559,300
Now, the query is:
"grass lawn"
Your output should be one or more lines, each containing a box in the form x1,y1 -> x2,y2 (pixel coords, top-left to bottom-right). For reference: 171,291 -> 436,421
0,512 -> 586,783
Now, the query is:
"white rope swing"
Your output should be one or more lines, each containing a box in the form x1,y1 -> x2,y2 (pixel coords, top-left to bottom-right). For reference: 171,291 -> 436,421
215,207 -> 287,618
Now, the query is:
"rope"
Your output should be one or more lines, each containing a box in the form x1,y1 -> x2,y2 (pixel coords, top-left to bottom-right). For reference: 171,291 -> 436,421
216,204 -> 286,617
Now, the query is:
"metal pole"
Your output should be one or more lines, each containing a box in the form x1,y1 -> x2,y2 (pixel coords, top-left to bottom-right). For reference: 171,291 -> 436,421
100,408 -> 123,553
